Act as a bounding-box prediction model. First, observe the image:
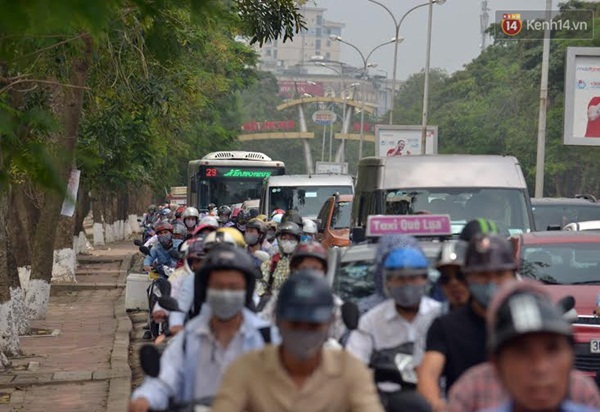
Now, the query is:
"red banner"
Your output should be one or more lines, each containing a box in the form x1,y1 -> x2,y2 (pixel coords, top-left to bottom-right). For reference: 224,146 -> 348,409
241,120 -> 296,132
278,81 -> 325,98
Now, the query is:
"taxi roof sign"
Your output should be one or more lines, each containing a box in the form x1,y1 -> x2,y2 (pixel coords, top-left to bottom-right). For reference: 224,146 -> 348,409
366,214 -> 452,237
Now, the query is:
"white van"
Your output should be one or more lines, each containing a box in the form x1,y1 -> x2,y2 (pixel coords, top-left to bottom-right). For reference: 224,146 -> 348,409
260,174 -> 354,219
351,155 -> 535,237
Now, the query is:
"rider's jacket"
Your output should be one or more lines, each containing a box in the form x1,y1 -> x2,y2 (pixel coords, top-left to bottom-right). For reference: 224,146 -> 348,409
131,306 -> 279,410
143,239 -> 182,268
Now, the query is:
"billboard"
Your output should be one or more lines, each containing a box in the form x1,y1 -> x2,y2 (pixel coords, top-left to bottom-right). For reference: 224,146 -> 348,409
315,162 -> 348,175
375,125 -> 438,157
278,81 -> 324,98
564,47 -> 600,146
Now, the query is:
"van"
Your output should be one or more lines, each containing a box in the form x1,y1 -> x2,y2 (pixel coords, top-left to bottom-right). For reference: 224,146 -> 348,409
260,174 -> 354,219
351,155 -> 535,237
316,194 -> 353,248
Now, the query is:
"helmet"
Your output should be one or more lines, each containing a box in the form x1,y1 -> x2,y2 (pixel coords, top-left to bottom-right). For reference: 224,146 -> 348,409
272,213 -> 283,224
148,204 -> 157,214
488,280 -> 571,354
256,214 -> 268,222
271,209 -> 285,218
383,248 -> 429,276
302,217 -> 318,235
154,222 -> 173,233
276,270 -> 334,323
194,245 -> 259,311
218,205 -> 232,216
463,234 -> 517,274
160,208 -> 172,216
290,242 -> 328,271
208,203 -> 217,211
218,227 -> 247,248
266,221 -> 278,231
459,218 -> 502,242
281,210 -> 303,226
172,221 -> 188,237
246,218 -> 267,234
231,207 -> 242,222
175,206 -> 186,218
199,215 -> 219,229
277,221 -> 302,240
182,207 -> 200,220
204,230 -> 237,250
436,240 -> 468,269
186,237 -> 206,260
237,209 -> 252,226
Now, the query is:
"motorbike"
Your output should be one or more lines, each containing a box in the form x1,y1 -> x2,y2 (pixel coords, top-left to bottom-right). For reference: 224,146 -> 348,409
341,301 -> 432,412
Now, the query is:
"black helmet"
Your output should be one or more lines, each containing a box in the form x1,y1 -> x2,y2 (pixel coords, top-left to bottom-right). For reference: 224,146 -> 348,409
246,218 -> 267,235
281,210 -> 303,226
248,208 -> 259,219
218,205 -> 232,216
277,221 -> 302,240
276,270 -> 334,323
459,218 -> 501,242
488,281 -> 572,354
290,241 -> 328,272
463,234 -> 517,274
436,239 -> 468,269
193,244 -> 259,316
186,237 -> 206,260
208,203 -> 217,210
237,209 -> 252,226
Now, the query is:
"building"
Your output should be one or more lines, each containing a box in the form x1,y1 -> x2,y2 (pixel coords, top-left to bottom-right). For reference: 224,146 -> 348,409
258,7 -> 344,72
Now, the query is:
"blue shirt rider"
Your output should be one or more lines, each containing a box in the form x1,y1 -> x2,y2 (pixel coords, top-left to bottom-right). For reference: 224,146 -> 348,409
143,222 -> 182,272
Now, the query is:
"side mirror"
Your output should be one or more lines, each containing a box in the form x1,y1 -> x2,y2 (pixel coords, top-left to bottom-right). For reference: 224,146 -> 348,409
158,296 -> 182,312
133,239 -> 142,246
557,295 -> 576,314
168,249 -> 182,260
350,227 -> 366,244
341,301 -> 360,331
546,224 -> 561,231
139,246 -> 151,255
139,344 -> 161,378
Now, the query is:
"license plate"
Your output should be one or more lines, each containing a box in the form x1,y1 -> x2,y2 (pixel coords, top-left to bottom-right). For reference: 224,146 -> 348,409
591,339 -> 600,353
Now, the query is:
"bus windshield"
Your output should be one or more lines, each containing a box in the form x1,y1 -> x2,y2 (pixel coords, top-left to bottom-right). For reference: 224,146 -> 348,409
384,187 -> 531,235
270,185 -> 353,218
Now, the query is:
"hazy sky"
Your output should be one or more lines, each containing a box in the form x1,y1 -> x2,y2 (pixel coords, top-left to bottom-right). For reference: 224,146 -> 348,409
314,0 -> 567,80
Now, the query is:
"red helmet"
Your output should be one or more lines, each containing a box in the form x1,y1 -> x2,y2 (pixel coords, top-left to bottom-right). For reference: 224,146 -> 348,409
154,222 -> 173,233
290,241 -> 328,272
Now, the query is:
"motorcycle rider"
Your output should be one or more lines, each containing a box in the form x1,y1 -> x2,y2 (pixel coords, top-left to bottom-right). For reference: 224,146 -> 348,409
434,240 -> 470,313
143,222 -> 183,273
207,203 -> 218,216
141,204 -> 158,228
346,245 -> 442,368
256,221 -> 301,299
448,280 -> 600,412
181,207 -> 200,237
192,216 -> 219,240
235,209 -> 251,234
172,220 -> 187,241
217,205 -> 234,227
129,246 -> 277,412
418,234 -> 518,412
245,218 -> 270,268
211,271 -> 384,412
301,217 -> 318,242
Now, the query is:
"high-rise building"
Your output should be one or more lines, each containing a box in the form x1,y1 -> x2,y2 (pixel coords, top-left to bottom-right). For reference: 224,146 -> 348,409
257,7 -> 345,72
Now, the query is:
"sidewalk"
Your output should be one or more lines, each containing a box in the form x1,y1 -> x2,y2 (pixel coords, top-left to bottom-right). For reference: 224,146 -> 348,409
0,240 -> 137,412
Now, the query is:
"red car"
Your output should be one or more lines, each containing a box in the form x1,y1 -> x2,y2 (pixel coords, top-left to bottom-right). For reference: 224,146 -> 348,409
510,231 -> 600,379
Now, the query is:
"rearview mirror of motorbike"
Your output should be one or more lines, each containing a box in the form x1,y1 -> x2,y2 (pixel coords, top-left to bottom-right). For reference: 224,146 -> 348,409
168,249 -> 181,260
133,239 -> 143,246
139,344 -> 161,378
341,301 -> 360,331
557,295 -> 576,314
158,296 -> 182,312
139,246 -> 151,255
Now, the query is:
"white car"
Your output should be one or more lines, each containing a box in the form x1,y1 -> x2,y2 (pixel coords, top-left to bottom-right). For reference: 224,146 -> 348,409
563,220 -> 600,231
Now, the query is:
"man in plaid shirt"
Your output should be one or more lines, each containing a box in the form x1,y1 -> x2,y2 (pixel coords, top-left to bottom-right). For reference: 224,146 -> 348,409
448,281 -> 600,412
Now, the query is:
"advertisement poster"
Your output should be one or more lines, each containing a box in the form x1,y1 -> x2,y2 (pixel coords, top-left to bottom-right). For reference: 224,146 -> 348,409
375,125 -> 438,157
564,48 -> 600,146
60,169 -> 81,217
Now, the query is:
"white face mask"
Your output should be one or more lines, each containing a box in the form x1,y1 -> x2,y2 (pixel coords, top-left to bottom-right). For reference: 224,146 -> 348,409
279,240 -> 298,255
206,288 -> 246,320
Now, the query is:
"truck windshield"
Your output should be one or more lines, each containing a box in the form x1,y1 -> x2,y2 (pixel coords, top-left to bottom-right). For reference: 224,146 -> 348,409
385,187 -> 531,235
270,185 -> 353,218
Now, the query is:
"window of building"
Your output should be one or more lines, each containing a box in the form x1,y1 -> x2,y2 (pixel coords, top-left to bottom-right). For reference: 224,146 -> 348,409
316,39 -> 321,50
273,50 -> 277,59
316,15 -> 323,26
316,28 -> 321,38
327,40 -> 331,47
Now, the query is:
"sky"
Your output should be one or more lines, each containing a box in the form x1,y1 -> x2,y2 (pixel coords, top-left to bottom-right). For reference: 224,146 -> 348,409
314,0 -> 570,81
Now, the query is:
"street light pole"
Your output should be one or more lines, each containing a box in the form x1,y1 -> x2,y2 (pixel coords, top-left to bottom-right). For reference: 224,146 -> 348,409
319,63 -> 349,161
420,0 -> 434,154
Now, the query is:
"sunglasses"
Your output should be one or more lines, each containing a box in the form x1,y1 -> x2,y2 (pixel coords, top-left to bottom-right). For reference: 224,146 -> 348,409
439,271 -> 466,285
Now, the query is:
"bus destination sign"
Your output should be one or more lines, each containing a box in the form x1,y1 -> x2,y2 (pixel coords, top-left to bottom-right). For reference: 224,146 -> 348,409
204,167 -> 272,179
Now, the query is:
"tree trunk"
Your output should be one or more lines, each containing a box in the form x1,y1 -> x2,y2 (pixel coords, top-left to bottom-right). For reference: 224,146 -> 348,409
74,183 -> 90,235
28,34 -> 93,318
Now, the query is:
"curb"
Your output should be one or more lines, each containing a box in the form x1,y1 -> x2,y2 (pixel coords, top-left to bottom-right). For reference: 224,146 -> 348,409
106,252 -> 135,412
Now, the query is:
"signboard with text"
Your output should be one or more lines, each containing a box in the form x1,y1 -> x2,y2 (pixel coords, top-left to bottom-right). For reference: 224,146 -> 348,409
366,214 -> 452,237
375,125 -> 438,156
312,110 -> 337,126
315,161 -> 348,175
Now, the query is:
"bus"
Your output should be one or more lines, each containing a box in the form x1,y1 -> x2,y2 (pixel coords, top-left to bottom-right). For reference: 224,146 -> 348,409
187,151 -> 285,212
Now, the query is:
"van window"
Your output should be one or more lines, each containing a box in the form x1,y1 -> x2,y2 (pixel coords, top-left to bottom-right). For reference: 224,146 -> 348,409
331,201 -> 352,229
384,187 -> 531,235
269,185 -> 353,218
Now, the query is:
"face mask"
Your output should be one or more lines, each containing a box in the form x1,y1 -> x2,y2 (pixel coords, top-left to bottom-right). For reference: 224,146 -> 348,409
219,215 -> 229,223
387,283 -> 426,308
244,233 -> 260,246
469,282 -> 498,308
184,218 -> 196,228
158,233 -> 172,248
279,240 -> 298,255
206,288 -> 246,320
280,328 -> 328,360
300,234 -> 313,243
266,230 -> 276,241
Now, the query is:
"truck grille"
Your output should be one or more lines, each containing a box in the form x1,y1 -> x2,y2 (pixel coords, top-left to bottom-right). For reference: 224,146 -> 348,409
574,343 -> 600,372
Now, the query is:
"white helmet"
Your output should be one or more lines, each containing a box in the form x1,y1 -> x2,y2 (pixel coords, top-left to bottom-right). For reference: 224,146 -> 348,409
203,230 -> 238,251
272,213 -> 283,224
199,215 -> 219,229
302,217 -> 318,235
182,207 -> 200,219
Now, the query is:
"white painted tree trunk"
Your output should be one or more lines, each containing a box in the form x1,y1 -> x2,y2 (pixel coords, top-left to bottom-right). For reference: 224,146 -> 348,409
0,299 -> 21,369
124,219 -> 132,238
25,279 -> 51,320
76,231 -> 93,254
129,214 -> 140,233
93,222 -> 105,246
51,247 -> 77,283
105,223 -> 115,244
114,221 -> 123,241
10,287 -> 29,335
18,266 -> 31,292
